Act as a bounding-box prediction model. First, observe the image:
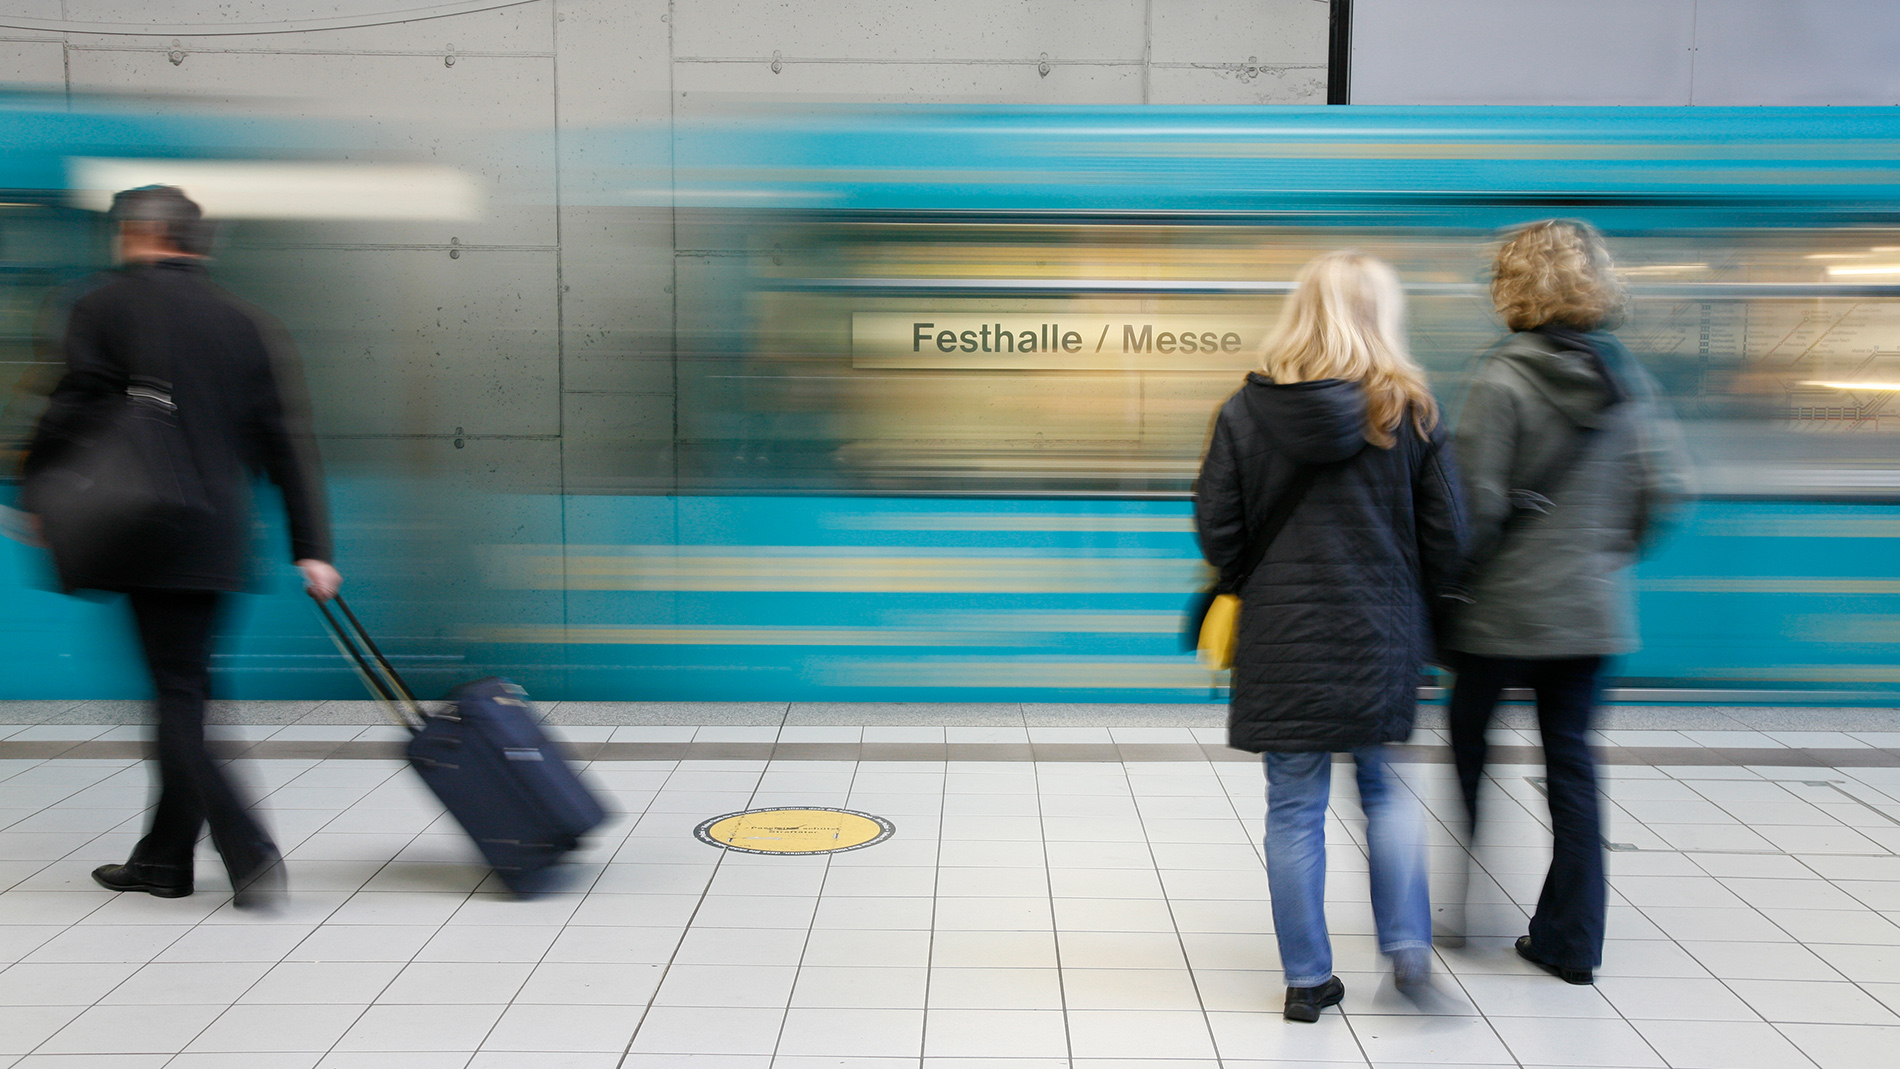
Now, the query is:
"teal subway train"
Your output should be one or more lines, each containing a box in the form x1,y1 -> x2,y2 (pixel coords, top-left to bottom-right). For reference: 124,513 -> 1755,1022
6,94 -> 1900,702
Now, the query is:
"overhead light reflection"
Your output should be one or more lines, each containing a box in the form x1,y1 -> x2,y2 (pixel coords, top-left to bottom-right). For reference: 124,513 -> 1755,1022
1825,264 -> 1900,276
1801,380 -> 1900,391
1623,263 -> 1708,275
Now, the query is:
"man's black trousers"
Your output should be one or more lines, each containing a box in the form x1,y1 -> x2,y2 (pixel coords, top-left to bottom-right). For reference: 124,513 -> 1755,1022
127,589 -> 274,878
1447,653 -> 1607,972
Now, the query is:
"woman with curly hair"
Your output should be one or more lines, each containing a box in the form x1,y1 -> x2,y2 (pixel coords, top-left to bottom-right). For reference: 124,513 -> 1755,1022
1443,219 -> 1689,984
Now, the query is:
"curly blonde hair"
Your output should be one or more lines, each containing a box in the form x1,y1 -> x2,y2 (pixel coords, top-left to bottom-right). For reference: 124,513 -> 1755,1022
1490,219 -> 1627,332
1258,250 -> 1438,448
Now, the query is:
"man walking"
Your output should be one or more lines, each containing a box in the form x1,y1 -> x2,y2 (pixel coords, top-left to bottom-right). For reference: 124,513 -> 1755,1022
21,185 -> 340,906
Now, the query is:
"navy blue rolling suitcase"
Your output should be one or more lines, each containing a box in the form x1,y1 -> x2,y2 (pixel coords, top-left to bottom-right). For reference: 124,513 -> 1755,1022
318,597 -> 607,893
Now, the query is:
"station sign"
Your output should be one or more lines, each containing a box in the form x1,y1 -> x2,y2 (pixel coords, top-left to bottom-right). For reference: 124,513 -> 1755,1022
851,312 -> 1272,370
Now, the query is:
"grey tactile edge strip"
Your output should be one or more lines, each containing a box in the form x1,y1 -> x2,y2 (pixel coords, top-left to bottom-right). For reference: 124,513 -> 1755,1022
7,698 -> 1898,730
5,737 -> 1898,767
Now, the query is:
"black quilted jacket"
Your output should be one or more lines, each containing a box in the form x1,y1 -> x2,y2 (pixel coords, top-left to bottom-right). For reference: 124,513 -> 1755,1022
1195,374 -> 1468,753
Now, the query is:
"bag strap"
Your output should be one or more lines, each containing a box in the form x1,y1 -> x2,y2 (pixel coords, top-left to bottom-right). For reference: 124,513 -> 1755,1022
1225,464 -> 1321,591
315,594 -> 425,733
122,264 -> 182,398
1459,356 -> 1619,582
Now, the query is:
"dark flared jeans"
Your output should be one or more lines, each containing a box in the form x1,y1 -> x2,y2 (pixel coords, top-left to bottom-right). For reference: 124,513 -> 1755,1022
1447,652 -> 1606,972
126,589 -> 274,880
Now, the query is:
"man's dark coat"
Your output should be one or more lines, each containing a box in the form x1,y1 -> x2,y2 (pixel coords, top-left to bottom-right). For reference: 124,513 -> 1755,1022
23,258 -> 331,591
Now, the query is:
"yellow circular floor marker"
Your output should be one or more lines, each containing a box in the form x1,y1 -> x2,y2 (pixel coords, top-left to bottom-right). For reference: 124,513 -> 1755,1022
694,807 -> 894,855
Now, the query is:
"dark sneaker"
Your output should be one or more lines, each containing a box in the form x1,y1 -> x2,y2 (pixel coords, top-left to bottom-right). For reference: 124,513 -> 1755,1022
1394,947 -> 1433,993
1516,935 -> 1593,985
91,862 -> 193,898
1283,976 -> 1345,1022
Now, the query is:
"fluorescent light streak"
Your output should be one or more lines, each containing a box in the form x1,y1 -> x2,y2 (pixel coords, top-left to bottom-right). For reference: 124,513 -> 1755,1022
1622,263 -> 1708,275
66,158 -> 481,221
1825,263 -> 1900,276
1801,380 -> 1900,391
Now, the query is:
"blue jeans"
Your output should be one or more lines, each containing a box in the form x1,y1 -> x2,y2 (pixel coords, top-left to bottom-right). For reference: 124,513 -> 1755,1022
1264,746 -> 1432,987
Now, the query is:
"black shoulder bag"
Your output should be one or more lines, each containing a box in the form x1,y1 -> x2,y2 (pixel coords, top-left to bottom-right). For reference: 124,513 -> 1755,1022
24,331 -> 212,591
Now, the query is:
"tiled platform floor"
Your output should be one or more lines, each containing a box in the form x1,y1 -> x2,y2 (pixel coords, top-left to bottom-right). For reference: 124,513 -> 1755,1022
1,705 -> 1898,1067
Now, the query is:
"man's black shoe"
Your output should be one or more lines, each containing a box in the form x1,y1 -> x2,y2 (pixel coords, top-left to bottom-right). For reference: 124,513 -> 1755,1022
1283,976 -> 1346,1022
91,862 -> 193,898
229,848 -> 286,911
1516,935 -> 1593,985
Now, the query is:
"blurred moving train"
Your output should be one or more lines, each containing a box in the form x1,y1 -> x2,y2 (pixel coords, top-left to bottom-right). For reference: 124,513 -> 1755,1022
6,92 -> 1900,703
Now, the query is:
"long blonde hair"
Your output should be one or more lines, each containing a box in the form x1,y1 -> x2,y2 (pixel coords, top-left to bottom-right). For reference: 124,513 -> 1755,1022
1491,219 -> 1626,332
1258,250 -> 1438,448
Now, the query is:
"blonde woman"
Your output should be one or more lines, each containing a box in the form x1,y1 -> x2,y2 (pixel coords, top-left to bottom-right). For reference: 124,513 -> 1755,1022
1444,220 -> 1688,985
1195,250 -> 1467,1021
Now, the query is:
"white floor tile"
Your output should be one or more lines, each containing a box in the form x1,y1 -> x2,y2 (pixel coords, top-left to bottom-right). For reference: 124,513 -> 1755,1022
183,1003 -> 365,1053
480,1002 -> 642,1052
376,960 -> 532,1005
777,1006 -> 924,1057
1727,978 -> 1900,1025
928,930 -> 1057,969
1775,1022 -> 1898,1069
1204,1010 -> 1364,1061
36,1002 -> 224,1055
649,962 -> 795,1009
1062,968 -> 1202,1011
1633,1018 -> 1817,1069
627,1005 -> 784,1054
1067,1008 -> 1217,1059
513,961 -> 664,1005
1488,1014 -> 1665,1067
413,923 -> 563,963
332,1002 -> 504,1052
802,928 -> 932,969
1348,1012 -> 1515,1064
921,1008 -> 1067,1058
924,967 -> 1064,1010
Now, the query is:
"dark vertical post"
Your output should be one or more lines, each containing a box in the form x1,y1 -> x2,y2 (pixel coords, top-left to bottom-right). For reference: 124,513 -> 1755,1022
1327,0 -> 1353,104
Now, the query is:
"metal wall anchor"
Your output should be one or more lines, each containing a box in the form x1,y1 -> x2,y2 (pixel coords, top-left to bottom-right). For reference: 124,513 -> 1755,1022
771,50 -> 782,74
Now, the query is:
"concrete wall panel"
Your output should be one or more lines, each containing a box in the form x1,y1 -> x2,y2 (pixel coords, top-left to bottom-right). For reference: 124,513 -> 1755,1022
239,247 -> 560,439
672,62 -> 1146,105
1149,0 -> 1326,65
1146,0 -> 1326,104
674,0 -> 1146,62
1147,63 -> 1325,105
552,0 -> 670,127
0,38 -> 65,84
56,1 -> 554,53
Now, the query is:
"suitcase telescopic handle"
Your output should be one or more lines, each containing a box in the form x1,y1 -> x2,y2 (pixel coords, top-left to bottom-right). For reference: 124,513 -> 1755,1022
315,594 -> 426,733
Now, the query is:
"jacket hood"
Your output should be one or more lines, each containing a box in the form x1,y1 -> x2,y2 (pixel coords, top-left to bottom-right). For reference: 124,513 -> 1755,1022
1242,373 -> 1368,464
1493,330 -> 1620,427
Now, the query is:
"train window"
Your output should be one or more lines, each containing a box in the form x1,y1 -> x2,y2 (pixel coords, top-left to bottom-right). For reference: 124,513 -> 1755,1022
690,220 -> 1900,499
0,199 -> 106,478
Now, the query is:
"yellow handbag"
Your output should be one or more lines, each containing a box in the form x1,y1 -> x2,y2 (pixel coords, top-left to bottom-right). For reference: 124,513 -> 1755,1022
1196,592 -> 1243,670
1185,465 -> 1321,671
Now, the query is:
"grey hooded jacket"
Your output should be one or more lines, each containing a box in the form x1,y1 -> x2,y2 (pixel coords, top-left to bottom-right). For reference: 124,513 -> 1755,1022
1444,330 -> 1690,658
